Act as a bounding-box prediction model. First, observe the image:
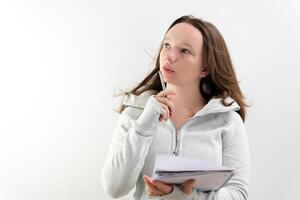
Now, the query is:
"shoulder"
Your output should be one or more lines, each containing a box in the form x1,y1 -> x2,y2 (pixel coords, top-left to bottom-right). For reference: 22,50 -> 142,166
219,111 -> 246,137
220,111 -> 243,126
218,111 -> 249,152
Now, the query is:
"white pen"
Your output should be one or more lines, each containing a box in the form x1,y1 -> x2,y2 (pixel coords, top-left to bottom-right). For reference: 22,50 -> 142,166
158,70 -> 173,117
123,71 -> 166,110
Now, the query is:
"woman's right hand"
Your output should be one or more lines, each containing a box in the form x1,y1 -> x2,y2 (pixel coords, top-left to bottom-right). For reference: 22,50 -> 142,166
153,90 -> 176,122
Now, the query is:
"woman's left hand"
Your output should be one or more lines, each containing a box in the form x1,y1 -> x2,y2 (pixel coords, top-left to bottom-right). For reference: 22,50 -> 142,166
143,175 -> 173,196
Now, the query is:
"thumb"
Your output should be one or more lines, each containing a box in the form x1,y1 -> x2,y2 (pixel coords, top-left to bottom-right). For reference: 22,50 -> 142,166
179,179 -> 195,195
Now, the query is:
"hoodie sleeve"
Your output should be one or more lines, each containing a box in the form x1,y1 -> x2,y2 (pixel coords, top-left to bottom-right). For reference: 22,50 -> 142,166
160,111 -> 250,200
101,95 -> 163,198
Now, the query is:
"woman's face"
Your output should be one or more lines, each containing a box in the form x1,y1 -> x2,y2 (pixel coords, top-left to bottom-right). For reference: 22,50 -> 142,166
159,22 -> 207,87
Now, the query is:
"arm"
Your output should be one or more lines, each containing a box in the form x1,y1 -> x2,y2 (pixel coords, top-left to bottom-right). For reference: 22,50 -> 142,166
101,95 -> 163,198
160,112 -> 250,200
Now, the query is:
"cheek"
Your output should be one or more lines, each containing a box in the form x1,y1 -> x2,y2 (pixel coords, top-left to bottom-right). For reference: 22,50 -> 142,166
183,66 -> 202,79
189,59 -> 202,75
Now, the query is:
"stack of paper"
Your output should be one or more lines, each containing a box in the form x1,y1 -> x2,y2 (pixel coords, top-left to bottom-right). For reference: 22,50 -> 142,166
152,154 -> 233,191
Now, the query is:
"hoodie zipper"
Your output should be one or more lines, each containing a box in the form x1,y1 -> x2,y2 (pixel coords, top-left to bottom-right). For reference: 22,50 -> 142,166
173,132 -> 180,155
169,116 -> 200,156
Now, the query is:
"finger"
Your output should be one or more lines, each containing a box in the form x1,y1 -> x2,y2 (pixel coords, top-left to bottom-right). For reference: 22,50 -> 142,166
181,179 -> 195,187
156,90 -> 177,98
146,184 -> 164,196
159,106 -> 167,122
144,176 -> 170,196
155,97 -> 173,119
179,185 -> 193,195
155,96 -> 174,113
157,89 -> 177,96
179,179 -> 195,195
143,176 -> 164,196
159,104 -> 172,121
152,180 -> 173,194
143,176 -> 157,189
155,96 -> 174,110
160,104 -> 170,121
158,103 -> 169,121
144,176 -> 157,191
182,179 -> 195,184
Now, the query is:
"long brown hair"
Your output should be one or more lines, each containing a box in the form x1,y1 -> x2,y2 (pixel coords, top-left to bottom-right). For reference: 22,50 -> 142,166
115,15 -> 249,121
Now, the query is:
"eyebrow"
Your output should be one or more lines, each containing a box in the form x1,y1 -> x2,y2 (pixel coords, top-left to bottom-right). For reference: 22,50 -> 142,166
164,37 -> 194,50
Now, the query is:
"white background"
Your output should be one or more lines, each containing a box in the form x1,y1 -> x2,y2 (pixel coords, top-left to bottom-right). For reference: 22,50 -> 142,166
0,0 -> 299,200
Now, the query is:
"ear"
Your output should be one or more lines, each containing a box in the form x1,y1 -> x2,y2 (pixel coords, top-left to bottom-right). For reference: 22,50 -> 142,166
200,66 -> 209,78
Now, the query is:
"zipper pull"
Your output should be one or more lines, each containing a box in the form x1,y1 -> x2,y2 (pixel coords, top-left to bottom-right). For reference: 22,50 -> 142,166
173,132 -> 180,156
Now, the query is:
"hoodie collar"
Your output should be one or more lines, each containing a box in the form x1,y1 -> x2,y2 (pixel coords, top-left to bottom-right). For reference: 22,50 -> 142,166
193,96 -> 240,117
123,90 -> 240,116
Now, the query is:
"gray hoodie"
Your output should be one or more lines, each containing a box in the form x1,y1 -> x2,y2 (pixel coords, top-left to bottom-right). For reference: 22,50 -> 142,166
101,90 -> 250,200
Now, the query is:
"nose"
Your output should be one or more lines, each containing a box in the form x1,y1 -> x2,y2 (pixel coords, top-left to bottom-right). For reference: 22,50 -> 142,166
166,48 -> 177,63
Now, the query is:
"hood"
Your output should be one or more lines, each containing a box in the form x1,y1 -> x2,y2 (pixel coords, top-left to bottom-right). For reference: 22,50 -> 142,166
122,90 -> 240,116
193,96 -> 240,117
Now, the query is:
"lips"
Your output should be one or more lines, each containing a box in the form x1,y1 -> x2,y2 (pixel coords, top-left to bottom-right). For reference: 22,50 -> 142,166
163,64 -> 175,72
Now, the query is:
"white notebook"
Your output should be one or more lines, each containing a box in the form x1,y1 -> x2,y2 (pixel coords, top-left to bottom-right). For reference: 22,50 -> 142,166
152,154 -> 234,191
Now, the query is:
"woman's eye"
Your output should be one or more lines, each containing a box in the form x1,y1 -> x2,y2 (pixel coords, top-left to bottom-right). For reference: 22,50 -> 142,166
181,48 -> 190,54
163,42 -> 170,48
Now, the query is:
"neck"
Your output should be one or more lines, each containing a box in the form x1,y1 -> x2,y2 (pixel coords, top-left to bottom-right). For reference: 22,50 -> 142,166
166,83 -> 205,114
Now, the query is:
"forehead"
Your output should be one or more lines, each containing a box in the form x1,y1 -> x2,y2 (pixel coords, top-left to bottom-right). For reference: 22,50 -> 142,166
164,22 -> 203,48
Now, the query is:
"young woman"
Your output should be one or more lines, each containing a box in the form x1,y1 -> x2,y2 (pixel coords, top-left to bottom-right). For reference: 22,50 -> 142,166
102,15 -> 250,200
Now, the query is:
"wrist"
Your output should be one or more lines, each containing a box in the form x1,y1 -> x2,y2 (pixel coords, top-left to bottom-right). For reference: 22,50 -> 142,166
135,95 -> 163,128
